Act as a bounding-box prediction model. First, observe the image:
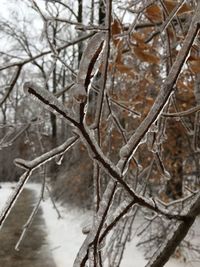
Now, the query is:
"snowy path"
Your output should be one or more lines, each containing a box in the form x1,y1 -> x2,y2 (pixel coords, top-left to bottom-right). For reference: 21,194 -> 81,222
0,183 -> 199,267
0,186 -> 56,267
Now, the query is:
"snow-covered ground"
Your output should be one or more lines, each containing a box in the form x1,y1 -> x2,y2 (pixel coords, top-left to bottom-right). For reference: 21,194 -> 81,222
0,183 -> 14,210
0,183 -> 199,267
42,198 -> 90,267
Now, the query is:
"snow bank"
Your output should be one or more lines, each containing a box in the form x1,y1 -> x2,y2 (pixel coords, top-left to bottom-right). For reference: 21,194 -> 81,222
41,198 -> 90,267
0,182 -> 14,211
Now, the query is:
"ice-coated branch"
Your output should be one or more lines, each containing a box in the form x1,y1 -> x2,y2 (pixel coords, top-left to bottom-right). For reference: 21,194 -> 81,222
90,6 -> 111,130
73,118 -> 188,266
46,185 -> 62,219
1,136 -> 78,229
0,123 -> 31,149
14,135 -> 79,170
23,82 -> 77,124
20,41 -> 167,225
117,4 -> 200,175
0,65 -> 22,107
15,179 -> 46,251
77,32 -> 105,86
162,104 -> 200,117
146,191 -> 200,267
100,199 -> 136,243
73,181 -> 118,267
109,97 -> 141,117
77,126 -> 150,209
73,2 -> 200,265
71,31 -> 105,111
75,123 -> 189,220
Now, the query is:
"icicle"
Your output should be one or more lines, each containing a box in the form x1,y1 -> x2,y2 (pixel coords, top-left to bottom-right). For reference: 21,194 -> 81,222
55,154 -> 64,165
121,161 -> 130,176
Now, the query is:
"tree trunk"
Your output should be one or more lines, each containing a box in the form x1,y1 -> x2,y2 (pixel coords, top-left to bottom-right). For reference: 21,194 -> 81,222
78,0 -> 83,65
166,135 -> 183,200
99,0 -> 105,25
50,25 -> 57,140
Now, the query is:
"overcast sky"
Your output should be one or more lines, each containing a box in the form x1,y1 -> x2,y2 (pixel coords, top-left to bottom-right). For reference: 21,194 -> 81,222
0,0 -> 44,34
0,0 -> 11,19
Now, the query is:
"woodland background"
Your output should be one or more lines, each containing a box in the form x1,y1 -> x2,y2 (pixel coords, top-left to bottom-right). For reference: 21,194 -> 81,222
0,0 -> 200,266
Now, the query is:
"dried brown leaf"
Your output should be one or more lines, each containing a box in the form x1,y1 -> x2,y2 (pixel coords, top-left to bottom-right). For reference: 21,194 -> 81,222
115,63 -> 135,77
145,5 -> 162,22
132,32 -> 150,49
111,19 -> 122,46
189,59 -> 200,73
133,47 -> 160,64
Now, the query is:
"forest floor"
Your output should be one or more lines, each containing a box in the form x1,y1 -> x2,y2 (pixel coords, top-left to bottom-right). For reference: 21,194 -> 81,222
0,183 -> 199,267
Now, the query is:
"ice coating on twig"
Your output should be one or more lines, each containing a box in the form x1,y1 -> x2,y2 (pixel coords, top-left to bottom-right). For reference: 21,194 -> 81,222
15,181 -> 46,251
23,82 -> 68,118
70,32 -> 105,108
77,32 -> 105,85
154,153 -> 171,181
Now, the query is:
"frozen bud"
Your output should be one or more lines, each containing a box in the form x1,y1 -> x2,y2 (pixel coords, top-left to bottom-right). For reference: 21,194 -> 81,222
119,145 -> 129,159
82,223 -> 92,235
72,83 -> 87,103
23,81 -> 34,95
